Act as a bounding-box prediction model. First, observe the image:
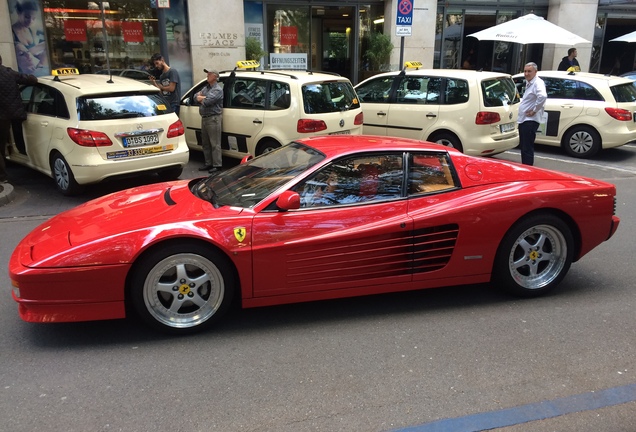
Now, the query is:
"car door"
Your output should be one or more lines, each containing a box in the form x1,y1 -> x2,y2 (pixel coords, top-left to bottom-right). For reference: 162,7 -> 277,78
536,77 -> 584,145
21,84 -> 68,170
179,79 -> 207,151
355,75 -> 396,135
250,152 -> 412,297
385,75 -> 441,140
223,77 -> 266,155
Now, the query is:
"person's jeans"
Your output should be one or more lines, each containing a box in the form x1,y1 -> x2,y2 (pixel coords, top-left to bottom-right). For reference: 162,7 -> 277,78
519,121 -> 539,166
201,114 -> 222,168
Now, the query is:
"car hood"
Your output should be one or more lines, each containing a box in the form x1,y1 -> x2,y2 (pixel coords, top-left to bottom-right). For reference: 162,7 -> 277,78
17,180 -> 246,268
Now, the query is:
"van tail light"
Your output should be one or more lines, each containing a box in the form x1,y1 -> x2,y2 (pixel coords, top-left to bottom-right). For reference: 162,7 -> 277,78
67,128 -> 113,147
297,119 -> 327,133
354,112 -> 364,125
475,111 -> 501,125
605,107 -> 633,121
167,120 -> 185,137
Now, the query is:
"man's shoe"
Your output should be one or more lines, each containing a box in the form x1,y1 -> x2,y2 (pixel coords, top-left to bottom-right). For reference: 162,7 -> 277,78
199,165 -> 213,171
208,167 -> 222,173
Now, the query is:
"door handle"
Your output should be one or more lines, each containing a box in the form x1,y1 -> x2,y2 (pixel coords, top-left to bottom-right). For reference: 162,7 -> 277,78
426,113 -> 437,118
253,119 -> 263,124
40,121 -> 49,126
376,111 -> 387,117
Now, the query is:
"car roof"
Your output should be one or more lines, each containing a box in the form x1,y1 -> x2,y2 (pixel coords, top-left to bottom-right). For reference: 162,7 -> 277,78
35,73 -> 159,96
358,68 -> 512,82
218,69 -> 352,83
513,70 -> 635,85
296,135 -> 454,159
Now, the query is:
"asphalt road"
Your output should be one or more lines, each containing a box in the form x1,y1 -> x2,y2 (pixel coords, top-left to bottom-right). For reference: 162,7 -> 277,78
1,145 -> 635,432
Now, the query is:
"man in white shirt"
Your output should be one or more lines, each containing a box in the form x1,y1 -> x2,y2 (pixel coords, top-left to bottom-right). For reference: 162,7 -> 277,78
517,62 -> 547,165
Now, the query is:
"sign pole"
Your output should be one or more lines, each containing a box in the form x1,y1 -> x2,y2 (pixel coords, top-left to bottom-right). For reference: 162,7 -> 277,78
399,37 -> 405,68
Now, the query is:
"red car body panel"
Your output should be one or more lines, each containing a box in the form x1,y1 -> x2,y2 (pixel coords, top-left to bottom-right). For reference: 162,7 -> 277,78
8,135 -> 620,323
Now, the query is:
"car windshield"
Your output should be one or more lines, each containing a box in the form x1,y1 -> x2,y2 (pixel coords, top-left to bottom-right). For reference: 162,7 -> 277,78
611,82 -> 636,103
481,77 -> 519,107
302,81 -> 361,113
77,92 -> 171,120
192,142 -> 325,208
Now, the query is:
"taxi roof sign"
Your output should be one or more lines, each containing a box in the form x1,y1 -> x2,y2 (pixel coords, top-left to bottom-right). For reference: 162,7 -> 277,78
52,68 -> 80,76
404,61 -> 423,69
236,60 -> 260,69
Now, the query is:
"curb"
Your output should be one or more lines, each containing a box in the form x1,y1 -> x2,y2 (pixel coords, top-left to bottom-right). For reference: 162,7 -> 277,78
0,182 -> 16,207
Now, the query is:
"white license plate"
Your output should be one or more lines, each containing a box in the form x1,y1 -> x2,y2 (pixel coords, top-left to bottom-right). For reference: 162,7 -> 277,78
329,130 -> 351,135
500,122 -> 515,133
123,133 -> 159,147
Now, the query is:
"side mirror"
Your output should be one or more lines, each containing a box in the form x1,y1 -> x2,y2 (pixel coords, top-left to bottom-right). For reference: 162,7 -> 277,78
276,190 -> 300,211
240,154 -> 253,164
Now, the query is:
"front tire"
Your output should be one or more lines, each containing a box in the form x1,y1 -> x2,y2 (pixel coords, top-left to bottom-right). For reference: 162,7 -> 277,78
562,126 -> 601,158
493,214 -> 573,297
130,243 -> 235,334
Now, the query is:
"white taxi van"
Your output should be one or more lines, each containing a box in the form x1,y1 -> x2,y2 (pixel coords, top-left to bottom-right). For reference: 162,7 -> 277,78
180,61 -> 364,158
513,71 -> 636,158
354,62 -> 520,156
6,68 -> 189,195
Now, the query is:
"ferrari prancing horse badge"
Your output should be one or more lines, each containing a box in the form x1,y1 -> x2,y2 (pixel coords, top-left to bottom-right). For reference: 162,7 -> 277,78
234,227 -> 246,242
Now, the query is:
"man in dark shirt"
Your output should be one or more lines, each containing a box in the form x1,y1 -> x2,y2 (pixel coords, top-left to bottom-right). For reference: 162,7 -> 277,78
195,68 -> 224,173
149,53 -> 181,115
557,48 -> 580,71
0,54 -> 37,183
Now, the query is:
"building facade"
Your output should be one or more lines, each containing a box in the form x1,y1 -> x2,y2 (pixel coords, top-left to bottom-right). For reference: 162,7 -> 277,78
1,0 -> 635,89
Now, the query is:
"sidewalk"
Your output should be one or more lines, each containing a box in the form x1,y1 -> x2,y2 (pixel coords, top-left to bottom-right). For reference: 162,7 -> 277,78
0,182 -> 16,207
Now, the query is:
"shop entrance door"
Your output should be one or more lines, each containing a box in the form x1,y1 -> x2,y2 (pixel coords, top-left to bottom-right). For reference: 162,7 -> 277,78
311,6 -> 355,77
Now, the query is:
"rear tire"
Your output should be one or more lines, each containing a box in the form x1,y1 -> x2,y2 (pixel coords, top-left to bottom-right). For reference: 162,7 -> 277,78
429,132 -> 464,153
256,139 -> 281,156
130,242 -> 235,334
493,214 -> 573,297
50,152 -> 83,195
562,126 -> 601,158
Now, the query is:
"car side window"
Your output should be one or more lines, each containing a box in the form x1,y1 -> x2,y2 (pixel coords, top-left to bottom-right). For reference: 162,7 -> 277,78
408,153 -> 457,195
228,78 -> 266,109
575,82 -> 603,101
295,153 -> 404,208
444,78 -> 469,104
395,77 -> 442,105
20,85 -> 34,111
30,85 -> 69,118
268,81 -> 291,110
355,77 -> 395,103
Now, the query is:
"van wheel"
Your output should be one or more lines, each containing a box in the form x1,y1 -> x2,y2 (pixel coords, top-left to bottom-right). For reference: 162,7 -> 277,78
256,140 -> 281,156
429,132 -> 463,153
50,152 -> 83,195
563,126 -> 601,158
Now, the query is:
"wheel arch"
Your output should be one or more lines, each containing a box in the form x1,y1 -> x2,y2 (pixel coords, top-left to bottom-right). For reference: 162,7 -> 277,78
124,237 -> 242,313
255,137 -> 282,155
426,129 -> 463,152
491,208 -> 582,278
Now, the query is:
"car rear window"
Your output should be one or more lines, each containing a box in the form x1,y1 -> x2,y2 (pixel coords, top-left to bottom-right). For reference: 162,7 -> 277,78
302,81 -> 361,114
77,93 -> 172,120
611,82 -> 636,103
481,77 -> 518,107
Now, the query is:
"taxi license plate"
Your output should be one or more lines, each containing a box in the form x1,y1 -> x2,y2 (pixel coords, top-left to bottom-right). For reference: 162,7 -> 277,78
123,133 -> 159,147
500,122 -> 515,133
329,130 -> 351,135
107,144 -> 174,159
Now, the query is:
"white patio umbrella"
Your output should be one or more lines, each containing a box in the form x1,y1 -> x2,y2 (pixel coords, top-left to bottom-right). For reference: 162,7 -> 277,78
610,30 -> 636,43
467,13 -> 590,46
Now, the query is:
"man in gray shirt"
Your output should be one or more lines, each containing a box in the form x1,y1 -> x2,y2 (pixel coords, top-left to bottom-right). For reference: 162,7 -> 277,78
195,68 -> 223,173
